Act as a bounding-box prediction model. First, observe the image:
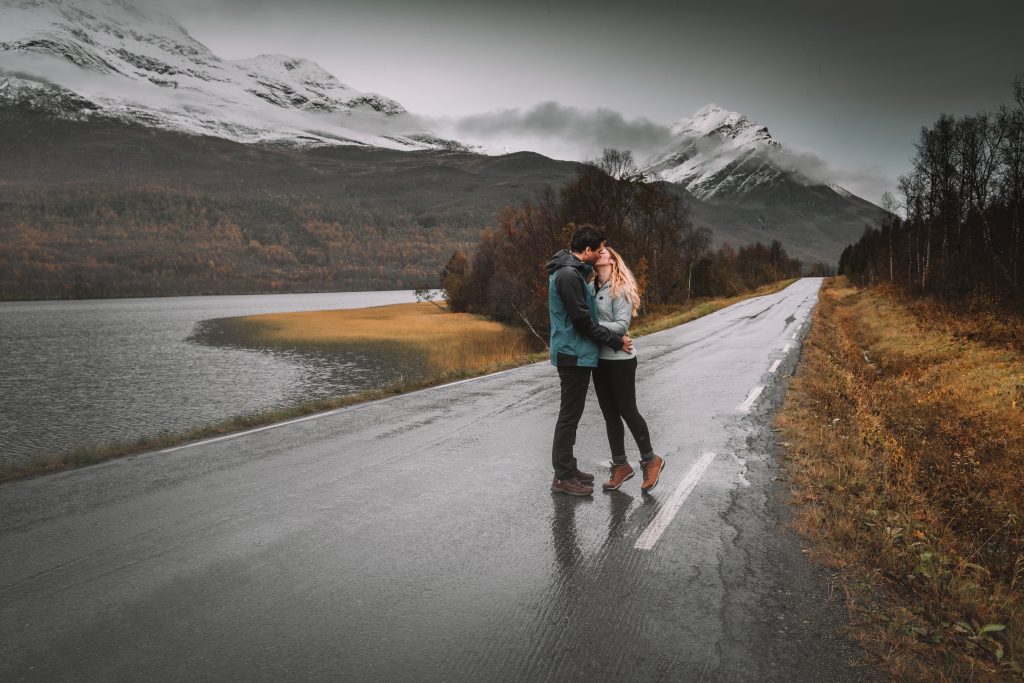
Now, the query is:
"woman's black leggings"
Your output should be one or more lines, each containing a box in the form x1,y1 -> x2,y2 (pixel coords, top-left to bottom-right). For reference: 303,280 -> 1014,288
592,357 -> 653,464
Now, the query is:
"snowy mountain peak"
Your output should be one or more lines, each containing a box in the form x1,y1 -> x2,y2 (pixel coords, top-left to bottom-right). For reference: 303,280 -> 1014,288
0,0 -> 447,147
668,103 -> 777,147
643,103 -> 786,200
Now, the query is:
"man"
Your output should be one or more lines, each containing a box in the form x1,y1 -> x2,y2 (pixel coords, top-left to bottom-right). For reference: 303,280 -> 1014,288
546,225 -> 633,496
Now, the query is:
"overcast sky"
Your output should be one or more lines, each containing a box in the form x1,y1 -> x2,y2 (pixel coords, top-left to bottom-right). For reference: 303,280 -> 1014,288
142,0 -> 1022,202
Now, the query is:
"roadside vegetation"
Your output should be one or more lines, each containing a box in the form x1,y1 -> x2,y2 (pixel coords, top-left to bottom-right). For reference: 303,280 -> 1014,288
1,278 -> 797,483
776,277 -> 1024,679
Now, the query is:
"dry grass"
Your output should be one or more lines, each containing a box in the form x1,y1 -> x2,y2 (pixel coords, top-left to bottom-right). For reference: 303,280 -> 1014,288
237,302 -> 539,377
776,277 -> 1024,680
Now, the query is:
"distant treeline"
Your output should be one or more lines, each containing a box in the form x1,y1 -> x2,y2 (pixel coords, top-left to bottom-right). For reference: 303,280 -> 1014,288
839,78 -> 1024,312
0,187 -> 476,299
441,149 -> 811,342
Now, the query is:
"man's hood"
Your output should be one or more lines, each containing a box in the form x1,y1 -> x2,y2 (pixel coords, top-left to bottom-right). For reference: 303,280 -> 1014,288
546,249 -> 587,276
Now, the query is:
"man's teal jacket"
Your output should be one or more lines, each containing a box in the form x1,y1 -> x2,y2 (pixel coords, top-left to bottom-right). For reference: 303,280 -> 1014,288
546,249 -> 624,368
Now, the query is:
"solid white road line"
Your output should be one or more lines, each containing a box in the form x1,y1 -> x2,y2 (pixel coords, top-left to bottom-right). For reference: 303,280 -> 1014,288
157,364 -> 528,455
158,409 -> 349,454
736,385 -> 763,412
635,451 -> 717,550
768,359 -> 782,374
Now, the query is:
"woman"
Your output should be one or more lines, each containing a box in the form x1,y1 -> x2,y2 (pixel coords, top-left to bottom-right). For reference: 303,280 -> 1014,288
591,246 -> 665,492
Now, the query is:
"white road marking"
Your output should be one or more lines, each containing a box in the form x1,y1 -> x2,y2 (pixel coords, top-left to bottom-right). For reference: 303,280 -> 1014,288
157,365 -> 527,455
784,343 -> 792,352
768,359 -> 781,373
158,410 -> 349,454
635,451 -> 717,550
736,385 -> 763,412
791,330 -> 800,339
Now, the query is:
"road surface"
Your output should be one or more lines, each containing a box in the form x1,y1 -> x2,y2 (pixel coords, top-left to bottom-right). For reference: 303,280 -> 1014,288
0,278 -> 871,681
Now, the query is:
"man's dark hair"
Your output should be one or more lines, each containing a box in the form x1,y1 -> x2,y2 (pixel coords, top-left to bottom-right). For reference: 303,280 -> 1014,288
570,224 -> 605,253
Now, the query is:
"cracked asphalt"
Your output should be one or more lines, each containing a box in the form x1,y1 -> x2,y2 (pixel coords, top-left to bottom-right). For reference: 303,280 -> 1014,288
0,278 -> 875,681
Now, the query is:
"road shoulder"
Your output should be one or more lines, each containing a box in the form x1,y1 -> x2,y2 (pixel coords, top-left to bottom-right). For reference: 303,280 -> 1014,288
715,350 -> 878,681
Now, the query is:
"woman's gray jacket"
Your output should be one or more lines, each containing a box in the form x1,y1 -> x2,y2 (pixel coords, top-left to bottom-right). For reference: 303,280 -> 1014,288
592,280 -> 637,360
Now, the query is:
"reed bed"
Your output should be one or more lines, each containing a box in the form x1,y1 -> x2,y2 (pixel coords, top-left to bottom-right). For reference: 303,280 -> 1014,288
776,277 -> 1024,680
238,302 -> 538,377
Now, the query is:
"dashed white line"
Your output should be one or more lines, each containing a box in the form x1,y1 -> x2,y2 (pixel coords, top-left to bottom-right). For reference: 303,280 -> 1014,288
784,343 -> 792,352
768,359 -> 782,374
736,385 -> 764,412
635,451 -> 717,550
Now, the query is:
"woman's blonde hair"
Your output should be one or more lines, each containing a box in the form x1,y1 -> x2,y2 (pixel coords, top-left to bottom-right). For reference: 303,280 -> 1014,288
598,246 -> 641,316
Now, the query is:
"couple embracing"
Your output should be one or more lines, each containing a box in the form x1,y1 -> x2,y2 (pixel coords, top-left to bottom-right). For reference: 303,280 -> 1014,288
546,224 -> 665,497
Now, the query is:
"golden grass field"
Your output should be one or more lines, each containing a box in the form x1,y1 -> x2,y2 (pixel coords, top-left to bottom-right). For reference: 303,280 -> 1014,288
235,301 -> 539,378
777,277 -> 1024,680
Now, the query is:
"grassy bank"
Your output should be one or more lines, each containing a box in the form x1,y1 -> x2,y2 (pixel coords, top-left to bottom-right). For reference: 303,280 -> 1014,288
776,277 -> 1024,679
232,302 -> 538,377
2,278 -> 797,483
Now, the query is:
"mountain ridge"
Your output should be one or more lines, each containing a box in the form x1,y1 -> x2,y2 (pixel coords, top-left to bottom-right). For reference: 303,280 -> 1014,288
0,0 -> 456,149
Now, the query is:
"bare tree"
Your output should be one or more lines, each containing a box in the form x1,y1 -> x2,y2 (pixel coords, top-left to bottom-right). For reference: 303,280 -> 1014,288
880,191 -> 898,281
681,226 -> 712,301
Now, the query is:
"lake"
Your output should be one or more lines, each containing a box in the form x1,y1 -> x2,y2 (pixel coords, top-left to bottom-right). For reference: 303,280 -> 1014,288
0,290 -> 420,469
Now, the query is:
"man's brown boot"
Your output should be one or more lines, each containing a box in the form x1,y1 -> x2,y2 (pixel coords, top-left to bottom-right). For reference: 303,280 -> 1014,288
640,455 -> 665,492
572,468 -> 595,483
602,463 -> 634,491
551,476 -> 594,496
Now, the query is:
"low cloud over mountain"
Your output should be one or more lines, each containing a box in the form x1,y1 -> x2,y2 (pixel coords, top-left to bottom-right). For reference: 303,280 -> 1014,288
426,101 -> 890,202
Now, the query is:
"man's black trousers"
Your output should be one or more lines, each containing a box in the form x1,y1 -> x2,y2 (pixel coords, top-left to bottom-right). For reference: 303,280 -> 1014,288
551,365 -> 592,480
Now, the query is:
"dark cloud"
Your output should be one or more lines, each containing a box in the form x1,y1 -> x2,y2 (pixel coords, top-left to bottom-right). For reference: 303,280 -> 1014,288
449,102 -> 674,156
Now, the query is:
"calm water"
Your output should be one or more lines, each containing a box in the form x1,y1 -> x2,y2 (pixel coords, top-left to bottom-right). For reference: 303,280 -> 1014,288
0,290 -> 420,468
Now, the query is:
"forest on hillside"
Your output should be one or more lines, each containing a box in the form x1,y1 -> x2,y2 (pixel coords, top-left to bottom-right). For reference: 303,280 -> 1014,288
0,187 -> 478,299
0,108 -> 581,300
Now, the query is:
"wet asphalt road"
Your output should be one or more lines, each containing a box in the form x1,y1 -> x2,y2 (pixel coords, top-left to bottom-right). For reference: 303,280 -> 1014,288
0,278 -> 874,681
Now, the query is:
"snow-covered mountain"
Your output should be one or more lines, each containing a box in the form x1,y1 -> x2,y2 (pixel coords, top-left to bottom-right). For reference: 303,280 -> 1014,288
0,1 -> 885,268
643,104 -> 885,262
0,0 -> 461,149
643,103 -> 871,209
643,104 -> 786,199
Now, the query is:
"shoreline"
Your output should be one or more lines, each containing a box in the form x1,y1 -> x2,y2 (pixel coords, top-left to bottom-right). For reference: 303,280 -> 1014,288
0,287 -> 415,306
0,279 -> 797,484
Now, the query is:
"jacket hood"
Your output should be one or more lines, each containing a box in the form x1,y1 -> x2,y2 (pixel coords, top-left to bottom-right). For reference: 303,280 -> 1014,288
546,249 -> 586,275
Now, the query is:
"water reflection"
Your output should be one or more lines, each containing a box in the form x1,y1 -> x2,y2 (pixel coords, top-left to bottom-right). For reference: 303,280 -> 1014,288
0,290 -> 416,467
549,487 -> 664,574
606,491 -> 635,538
550,494 -> 591,574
